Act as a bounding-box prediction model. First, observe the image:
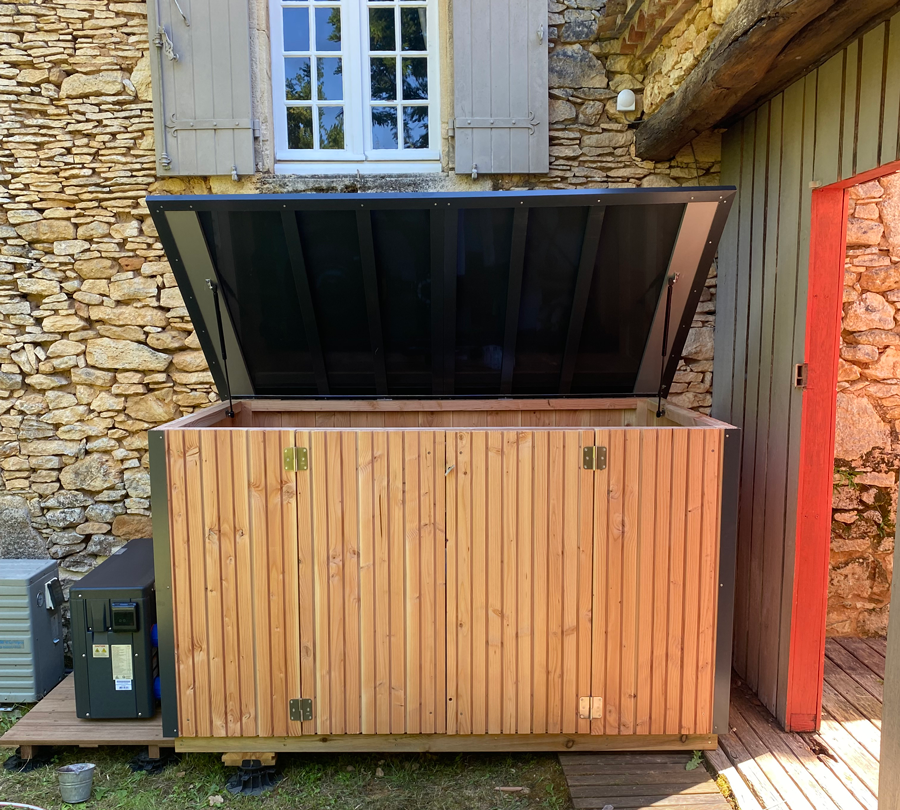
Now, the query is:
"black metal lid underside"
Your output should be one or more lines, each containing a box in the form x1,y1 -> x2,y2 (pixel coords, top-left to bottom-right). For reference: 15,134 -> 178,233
148,188 -> 734,400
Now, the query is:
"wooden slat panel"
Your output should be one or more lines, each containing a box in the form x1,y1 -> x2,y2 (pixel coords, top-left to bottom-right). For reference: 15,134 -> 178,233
420,432 -> 437,733
635,430 -> 656,735
232,432 -> 256,737
547,431 -> 565,734
841,40 -> 860,181
167,432 -> 196,738
881,19 -> 900,167
665,430 -> 688,735
295,429 -> 315,735
471,431 -> 488,734
445,431 -> 459,736
434,433 -> 447,735
387,431 -> 405,733
457,430 -> 474,733
342,432 -> 361,735
373,432 -> 391,734
590,428 -> 610,737
311,430 -> 331,733
650,430 -> 672,736
200,431 -> 226,738
404,432 -> 421,734
266,431 -> 288,737
484,429 -> 503,734
532,432 -> 549,734
604,429 -> 625,734
681,431 -> 705,734
502,431 -> 518,732
619,430 -> 640,734
815,53 -> 845,186
576,429 -> 594,736
561,430 -> 581,735
519,431 -> 534,733
358,432 -> 376,735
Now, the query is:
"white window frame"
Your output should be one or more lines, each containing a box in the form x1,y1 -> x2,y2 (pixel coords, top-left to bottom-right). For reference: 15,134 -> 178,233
271,0 -> 441,174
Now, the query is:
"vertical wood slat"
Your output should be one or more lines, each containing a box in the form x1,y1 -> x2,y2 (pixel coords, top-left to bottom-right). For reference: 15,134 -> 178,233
295,430 -> 316,735
857,25 -> 887,175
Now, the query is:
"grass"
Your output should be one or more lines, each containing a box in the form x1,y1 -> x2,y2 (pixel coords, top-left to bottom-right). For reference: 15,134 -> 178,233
1,739 -> 572,810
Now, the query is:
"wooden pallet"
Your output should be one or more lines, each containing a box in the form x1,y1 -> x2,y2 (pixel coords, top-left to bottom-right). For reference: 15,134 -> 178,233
0,675 -> 165,759
558,752 -> 729,809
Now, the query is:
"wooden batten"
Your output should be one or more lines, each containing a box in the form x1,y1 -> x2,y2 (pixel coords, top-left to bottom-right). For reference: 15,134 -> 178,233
160,397 -> 733,747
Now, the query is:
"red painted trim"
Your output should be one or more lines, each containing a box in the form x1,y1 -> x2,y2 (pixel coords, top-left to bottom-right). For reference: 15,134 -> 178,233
825,159 -> 900,189
785,187 -> 847,733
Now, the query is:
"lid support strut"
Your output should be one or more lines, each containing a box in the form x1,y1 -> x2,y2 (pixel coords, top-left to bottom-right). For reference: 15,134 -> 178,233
356,209 -> 388,395
500,207 -> 529,395
656,274 -> 677,418
207,279 -> 235,418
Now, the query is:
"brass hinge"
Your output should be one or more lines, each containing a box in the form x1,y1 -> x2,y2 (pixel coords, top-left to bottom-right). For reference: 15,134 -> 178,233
794,362 -> 809,388
289,698 -> 313,722
582,446 -> 607,471
283,447 -> 308,472
578,696 -> 604,720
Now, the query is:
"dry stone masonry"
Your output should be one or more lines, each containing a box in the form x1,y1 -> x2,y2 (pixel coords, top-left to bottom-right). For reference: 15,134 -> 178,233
829,172 -> 900,637
0,0 -> 726,586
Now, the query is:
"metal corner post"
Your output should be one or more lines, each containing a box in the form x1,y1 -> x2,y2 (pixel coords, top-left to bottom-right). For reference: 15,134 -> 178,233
148,429 -> 178,738
713,427 -> 741,734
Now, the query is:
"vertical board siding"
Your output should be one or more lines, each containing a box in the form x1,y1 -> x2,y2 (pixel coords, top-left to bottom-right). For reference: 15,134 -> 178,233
714,16 -> 900,725
444,427 -> 723,735
167,429 -> 446,737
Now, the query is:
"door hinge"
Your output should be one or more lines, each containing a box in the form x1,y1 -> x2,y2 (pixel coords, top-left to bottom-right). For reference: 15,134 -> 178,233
582,446 -> 607,471
283,447 -> 308,472
578,696 -> 604,720
289,698 -> 313,722
794,362 -> 809,388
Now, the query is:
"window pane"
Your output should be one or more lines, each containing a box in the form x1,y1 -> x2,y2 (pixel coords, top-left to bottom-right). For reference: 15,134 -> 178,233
319,107 -> 344,149
283,7 -> 310,51
369,8 -> 395,50
370,57 -> 396,101
401,58 -> 427,100
401,8 -> 427,51
403,107 -> 428,149
287,107 -> 314,149
315,7 -> 341,50
372,107 -> 398,149
285,57 -> 312,100
317,57 -> 343,100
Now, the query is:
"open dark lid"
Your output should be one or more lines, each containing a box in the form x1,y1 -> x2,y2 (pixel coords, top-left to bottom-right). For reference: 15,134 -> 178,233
148,188 -> 734,399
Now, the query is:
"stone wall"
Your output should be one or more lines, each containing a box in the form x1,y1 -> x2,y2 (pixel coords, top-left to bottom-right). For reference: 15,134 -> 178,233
0,0 -> 721,588
829,172 -> 900,637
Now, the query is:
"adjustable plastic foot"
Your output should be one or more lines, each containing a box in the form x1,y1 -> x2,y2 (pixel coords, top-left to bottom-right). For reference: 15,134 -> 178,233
129,748 -> 180,774
3,746 -> 56,772
225,760 -> 283,796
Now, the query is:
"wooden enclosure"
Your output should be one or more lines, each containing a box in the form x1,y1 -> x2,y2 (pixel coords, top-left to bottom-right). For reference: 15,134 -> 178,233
151,398 -> 737,752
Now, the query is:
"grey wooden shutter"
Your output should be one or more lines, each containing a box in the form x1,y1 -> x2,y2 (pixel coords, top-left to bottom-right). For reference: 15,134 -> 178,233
146,0 -> 255,177
453,0 -> 549,175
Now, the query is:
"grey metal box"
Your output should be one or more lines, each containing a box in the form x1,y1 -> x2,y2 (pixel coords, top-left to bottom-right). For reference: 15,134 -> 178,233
71,539 -> 157,719
0,559 -> 66,703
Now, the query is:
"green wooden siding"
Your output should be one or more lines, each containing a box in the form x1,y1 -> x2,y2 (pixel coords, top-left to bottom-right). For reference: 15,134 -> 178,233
714,14 -> 900,725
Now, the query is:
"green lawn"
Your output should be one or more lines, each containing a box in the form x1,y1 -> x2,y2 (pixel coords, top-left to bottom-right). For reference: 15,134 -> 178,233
1,709 -> 571,810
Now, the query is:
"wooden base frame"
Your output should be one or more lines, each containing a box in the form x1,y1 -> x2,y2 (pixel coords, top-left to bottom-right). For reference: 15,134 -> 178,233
179,734 -> 718,754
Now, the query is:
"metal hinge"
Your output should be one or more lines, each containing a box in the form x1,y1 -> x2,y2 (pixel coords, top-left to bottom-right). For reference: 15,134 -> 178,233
289,698 -> 313,722
794,362 -> 808,389
283,447 -> 308,472
451,113 -> 538,134
582,446 -> 607,471
166,118 -> 253,133
578,697 -> 604,720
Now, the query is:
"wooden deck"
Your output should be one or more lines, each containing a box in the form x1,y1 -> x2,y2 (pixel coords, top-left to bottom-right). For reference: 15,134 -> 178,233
708,637 -> 884,810
559,752 -> 730,809
0,675 -> 165,758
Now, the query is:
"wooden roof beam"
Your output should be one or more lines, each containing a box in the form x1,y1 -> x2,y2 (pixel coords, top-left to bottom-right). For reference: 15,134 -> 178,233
634,0 -> 882,161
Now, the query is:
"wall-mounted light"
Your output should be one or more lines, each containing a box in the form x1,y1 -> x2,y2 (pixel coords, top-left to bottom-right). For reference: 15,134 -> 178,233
616,88 -> 636,112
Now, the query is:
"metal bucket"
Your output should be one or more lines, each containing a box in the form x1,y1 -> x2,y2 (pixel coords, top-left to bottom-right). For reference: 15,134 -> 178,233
57,763 -> 96,804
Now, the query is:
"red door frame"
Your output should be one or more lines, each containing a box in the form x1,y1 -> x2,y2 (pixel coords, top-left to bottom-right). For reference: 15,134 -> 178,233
786,159 -> 900,732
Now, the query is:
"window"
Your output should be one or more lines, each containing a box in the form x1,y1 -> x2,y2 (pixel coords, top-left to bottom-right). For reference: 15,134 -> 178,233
271,0 -> 440,173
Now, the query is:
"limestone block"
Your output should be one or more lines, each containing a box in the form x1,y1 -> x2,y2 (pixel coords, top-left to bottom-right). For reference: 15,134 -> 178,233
60,71 -> 128,98
147,331 -> 186,351
840,344 -> 879,363
172,350 -> 207,372
848,329 -> 900,346
131,54 -> 152,101
859,265 -> 900,292
846,217 -> 885,246
47,340 -> 86,358
681,327 -> 714,361
0,494 -> 47,558
71,367 -> 115,387
0,371 -> 23,390
844,292 -> 895,331
863,346 -> 900,380
640,173 -> 680,188
881,173 -> 900,256
92,391 -> 125,411
76,221 -> 110,240
89,306 -> 168,328
112,513 -> 153,539
549,45 -> 608,89
46,507 -> 85,529
124,468 -> 151,499
53,240 -> 90,256
86,338 -> 170,372
109,276 -> 158,301
25,374 -> 68,390
838,359 -> 860,381
42,314 -> 88,332
74,258 -> 120,279
125,389 -> 178,422
159,287 -> 184,309
15,219 -> 76,243
834,392 -> 889,460
60,454 -> 122,492
582,131 -> 633,148
43,491 -> 93,509
850,180 -> 884,199
17,278 -> 61,297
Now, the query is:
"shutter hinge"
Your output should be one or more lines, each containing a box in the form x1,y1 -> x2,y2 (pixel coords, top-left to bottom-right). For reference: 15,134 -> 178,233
794,362 -> 809,388
284,447 -> 308,472
289,698 -> 313,722
166,118 -> 253,133
578,697 -> 604,720
582,446 -> 607,471
452,114 -> 538,134
153,26 -> 178,61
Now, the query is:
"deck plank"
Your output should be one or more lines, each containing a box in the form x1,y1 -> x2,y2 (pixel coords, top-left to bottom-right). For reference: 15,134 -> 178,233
0,676 -> 164,748
833,638 -> 886,679
825,641 -> 884,702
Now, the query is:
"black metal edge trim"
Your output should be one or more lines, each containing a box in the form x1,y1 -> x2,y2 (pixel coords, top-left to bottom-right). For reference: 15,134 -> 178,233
713,427 -> 741,734
150,210 -> 228,399
149,429 -> 178,738
660,195 -> 736,395
146,187 -> 737,212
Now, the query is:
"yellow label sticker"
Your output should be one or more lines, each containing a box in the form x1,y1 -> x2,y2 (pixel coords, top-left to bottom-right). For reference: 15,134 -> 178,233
111,644 -> 133,681
92,644 -> 109,658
